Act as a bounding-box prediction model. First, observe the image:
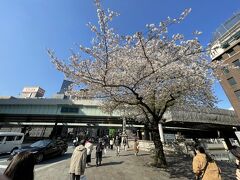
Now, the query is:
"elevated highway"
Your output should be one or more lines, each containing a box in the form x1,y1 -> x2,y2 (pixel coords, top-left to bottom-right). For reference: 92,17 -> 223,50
0,97 -> 239,139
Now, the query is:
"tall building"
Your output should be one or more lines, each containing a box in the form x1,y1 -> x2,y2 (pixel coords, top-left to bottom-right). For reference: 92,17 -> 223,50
58,80 -> 73,94
20,87 -> 45,98
210,12 -> 240,119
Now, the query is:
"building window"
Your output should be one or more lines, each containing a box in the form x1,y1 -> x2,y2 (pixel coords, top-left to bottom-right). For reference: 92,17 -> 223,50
233,59 -> 240,68
233,31 -> 240,40
222,67 -> 230,74
234,90 -> 240,100
227,77 -> 237,86
228,49 -> 235,57
221,42 -> 230,49
61,107 -> 79,113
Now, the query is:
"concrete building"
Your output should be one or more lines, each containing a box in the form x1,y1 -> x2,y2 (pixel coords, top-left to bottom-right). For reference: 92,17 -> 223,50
210,12 -> 240,119
20,86 -> 45,98
58,79 -> 73,94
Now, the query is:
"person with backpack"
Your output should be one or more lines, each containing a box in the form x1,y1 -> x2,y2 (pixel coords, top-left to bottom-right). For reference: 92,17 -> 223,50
192,145 -> 221,180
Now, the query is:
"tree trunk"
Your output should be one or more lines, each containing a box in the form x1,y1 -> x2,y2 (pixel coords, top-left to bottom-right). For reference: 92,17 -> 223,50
144,124 -> 150,140
152,130 -> 167,167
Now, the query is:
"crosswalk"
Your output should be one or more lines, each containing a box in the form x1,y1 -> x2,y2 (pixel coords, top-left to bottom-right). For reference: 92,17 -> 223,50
0,165 -> 7,170
0,156 -> 69,175
0,165 -> 7,174
0,157 -> 8,174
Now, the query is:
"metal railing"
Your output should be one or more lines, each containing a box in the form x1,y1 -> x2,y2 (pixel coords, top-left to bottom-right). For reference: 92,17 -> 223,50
211,12 -> 240,43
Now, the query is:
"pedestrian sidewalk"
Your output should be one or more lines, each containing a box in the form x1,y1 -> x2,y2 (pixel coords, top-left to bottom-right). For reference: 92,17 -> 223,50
35,147 -> 235,180
35,148 -> 180,180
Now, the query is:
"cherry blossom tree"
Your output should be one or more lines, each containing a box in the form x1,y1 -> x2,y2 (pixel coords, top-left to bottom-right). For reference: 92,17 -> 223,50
48,0 -> 221,167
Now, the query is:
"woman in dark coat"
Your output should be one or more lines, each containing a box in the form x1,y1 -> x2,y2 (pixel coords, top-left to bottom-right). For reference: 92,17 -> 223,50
96,141 -> 104,166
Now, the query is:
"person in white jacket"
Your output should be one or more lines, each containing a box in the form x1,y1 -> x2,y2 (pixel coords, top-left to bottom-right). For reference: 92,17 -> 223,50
84,139 -> 94,167
69,140 -> 87,180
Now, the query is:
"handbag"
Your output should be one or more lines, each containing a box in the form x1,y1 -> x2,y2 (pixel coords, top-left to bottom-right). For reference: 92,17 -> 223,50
80,175 -> 87,180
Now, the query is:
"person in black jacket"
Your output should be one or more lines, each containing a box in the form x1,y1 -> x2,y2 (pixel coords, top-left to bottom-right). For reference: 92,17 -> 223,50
95,140 -> 104,167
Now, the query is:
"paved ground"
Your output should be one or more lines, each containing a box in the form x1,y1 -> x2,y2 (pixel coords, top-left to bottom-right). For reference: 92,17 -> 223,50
0,146 -> 236,179
35,148 -> 235,180
35,148 -> 176,180
166,154 -> 235,179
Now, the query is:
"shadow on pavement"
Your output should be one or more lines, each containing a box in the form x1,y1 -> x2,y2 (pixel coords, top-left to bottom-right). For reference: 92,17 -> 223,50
119,154 -> 133,157
217,161 -> 235,179
166,155 -> 235,179
100,161 -> 124,166
102,156 -> 111,158
167,156 -> 194,179
38,153 -> 72,165
137,153 -> 150,157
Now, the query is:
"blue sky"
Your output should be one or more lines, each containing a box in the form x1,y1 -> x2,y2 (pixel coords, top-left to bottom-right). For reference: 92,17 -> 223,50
0,0 -> 239,109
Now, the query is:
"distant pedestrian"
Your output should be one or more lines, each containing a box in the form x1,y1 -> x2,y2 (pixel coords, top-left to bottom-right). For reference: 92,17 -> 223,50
123,137 -> 127,151
110,138 -> 114,150
133,139 -> 139,156
4,151 -> 35,180
85,139 -> 94,167
105,135 -> 110,150
69,140 -> 87,180
115,136 -> 121,156
102,137 -> 107,154
96,140 -> 104,166
192,145 -> 221,180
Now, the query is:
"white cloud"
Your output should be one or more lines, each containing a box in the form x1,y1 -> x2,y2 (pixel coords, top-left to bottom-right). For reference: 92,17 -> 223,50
228,107 -> 234,111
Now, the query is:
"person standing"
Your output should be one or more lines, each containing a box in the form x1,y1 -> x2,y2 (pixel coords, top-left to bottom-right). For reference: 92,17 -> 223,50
123,137 -> 127,151
4,151 -> 35,180
115,136 -> 121,156
69,140 -> 87,180
102,137 -> 107,155
133,139 -> 139,156
104,135 -> 110,153
96,140 -> 104,166
192,145 -> 221,180
85,139 -> 93,167
110,138 -> 114,150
